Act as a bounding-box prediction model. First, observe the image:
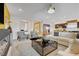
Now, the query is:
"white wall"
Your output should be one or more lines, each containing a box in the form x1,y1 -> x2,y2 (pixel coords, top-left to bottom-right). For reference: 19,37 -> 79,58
10,19 -> 33,40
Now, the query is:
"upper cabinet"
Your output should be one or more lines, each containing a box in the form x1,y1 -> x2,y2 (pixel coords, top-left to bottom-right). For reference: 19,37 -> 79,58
54,19 -> 79,32
55,23 -> 67,32
66,20 -> 78,31
0,3 -> 10,29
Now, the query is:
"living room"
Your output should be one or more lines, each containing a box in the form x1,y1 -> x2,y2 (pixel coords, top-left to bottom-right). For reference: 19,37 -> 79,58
0,3 -> 79,56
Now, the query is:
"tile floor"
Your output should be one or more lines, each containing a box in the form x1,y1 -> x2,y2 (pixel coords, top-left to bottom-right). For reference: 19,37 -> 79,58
7,40 -> 67,56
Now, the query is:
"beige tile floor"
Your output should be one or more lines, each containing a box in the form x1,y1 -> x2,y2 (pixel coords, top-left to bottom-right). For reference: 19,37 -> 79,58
7,40 -> 67,56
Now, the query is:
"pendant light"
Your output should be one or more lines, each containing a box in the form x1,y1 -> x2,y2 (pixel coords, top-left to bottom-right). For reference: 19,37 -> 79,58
48,4 -> 55,14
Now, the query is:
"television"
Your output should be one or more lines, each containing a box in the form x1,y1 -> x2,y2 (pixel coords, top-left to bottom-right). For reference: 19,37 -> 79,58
0,3 -> 4,24
54,32 -> 59,36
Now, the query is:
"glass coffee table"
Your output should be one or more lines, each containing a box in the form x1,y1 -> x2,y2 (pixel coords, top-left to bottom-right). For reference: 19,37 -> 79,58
32,39 -> 58,56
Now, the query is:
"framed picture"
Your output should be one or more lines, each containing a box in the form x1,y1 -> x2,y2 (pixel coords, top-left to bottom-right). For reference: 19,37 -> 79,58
43,24 -> 50,35
34,21 -> 41,35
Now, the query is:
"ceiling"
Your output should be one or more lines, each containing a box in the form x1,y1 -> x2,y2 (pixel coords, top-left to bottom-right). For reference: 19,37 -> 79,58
7,3 -> 50,19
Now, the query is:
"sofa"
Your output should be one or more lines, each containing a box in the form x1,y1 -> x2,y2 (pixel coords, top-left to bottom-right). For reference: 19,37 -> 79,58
58,39 -> 79,56
44,34 -> 75,47
55,32 -> 77,46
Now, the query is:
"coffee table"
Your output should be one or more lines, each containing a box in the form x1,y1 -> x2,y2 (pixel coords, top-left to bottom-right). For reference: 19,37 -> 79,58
32,39 -> 58,56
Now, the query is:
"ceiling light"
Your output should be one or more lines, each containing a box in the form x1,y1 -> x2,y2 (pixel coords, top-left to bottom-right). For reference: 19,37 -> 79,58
18,8 -> 23,11
48,4 -> 55,14
48,8 -> 55,14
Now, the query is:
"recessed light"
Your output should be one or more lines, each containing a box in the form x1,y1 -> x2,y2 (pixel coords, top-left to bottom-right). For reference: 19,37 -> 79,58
18,8 -> 23,12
